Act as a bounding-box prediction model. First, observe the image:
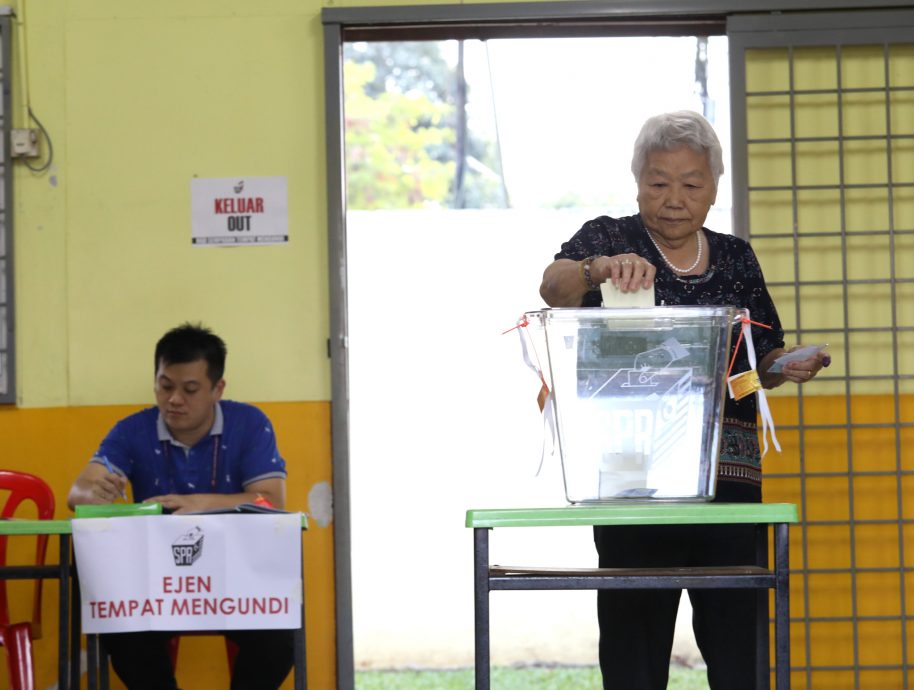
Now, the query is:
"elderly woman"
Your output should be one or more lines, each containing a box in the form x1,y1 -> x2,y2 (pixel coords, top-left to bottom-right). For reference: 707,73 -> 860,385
540,111 -> 827,690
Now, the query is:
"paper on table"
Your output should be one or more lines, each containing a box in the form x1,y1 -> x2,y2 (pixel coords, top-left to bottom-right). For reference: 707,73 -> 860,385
600,281 -> 655,308
767,344 -> 827,373
186,503 -> 290,515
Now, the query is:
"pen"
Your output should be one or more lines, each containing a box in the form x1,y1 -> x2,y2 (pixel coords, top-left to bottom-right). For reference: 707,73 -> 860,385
99,456 -> 129,501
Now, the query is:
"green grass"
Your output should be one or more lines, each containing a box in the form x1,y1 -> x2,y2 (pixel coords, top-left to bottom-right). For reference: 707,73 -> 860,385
356,665 -> 709,689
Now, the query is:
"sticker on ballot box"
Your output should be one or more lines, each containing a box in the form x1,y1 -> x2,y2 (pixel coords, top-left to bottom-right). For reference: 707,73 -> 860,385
728,369 -> 762,401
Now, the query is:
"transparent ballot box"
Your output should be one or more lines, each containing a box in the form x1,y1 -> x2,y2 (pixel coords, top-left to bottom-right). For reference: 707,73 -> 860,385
525,306 -> 740,503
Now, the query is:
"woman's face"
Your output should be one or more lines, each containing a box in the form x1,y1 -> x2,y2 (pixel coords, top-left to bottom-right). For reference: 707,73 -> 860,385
636,146 -> 717,243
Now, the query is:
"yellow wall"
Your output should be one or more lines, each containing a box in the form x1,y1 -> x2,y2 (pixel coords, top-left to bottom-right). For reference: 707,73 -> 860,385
14,0 -> 331,407
6,1 -> 337,687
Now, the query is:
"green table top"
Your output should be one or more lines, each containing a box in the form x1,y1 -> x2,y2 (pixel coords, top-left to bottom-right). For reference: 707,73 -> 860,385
466,503 -> 798,528
0,519 -> 74,535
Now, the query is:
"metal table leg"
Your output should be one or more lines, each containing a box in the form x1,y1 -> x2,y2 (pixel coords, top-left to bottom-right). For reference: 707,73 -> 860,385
774,522 -> 791,690
87,632 -> 99,690
754,524 -> 770,690
474,528 -> 490,690
57,534 -> 71,690
101,642 -> 110,690
295,545 -> 308,690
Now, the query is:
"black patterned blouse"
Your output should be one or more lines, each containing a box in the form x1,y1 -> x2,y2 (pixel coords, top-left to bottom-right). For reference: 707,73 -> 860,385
554,213 -> 785,503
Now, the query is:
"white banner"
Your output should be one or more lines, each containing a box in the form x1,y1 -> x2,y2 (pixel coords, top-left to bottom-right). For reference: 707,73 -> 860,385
73,514 -> 302,633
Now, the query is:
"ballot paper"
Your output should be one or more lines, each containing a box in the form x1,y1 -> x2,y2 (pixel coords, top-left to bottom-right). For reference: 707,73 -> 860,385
767,344 -> 828,373
600,281 -> 656,307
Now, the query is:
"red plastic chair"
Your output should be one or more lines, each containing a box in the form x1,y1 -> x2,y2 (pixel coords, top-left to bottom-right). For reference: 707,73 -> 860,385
0,470 -> 56,690
0,624 -> 34,690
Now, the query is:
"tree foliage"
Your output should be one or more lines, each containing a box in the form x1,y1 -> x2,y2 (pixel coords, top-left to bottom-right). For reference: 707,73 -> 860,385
345,41 -> 507,210
350,42 -> 452,104
345,60 -> 455,209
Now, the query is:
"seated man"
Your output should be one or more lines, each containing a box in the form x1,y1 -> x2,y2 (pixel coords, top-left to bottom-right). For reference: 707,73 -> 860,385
68,322 -> 293,690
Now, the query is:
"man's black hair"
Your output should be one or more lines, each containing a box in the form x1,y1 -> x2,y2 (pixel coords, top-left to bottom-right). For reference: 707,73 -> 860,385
154,323 -> 227,385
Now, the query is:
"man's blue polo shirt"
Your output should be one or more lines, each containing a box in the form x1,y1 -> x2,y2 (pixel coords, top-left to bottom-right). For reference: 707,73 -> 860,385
91,400 -> 286,503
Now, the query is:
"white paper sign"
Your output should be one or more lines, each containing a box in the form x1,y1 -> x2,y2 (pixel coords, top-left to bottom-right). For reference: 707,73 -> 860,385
191,177 -> 288,246
73,514 -> 302,633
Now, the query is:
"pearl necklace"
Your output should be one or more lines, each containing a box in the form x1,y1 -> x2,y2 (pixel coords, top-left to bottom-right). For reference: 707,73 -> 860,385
646,228 -> 703,274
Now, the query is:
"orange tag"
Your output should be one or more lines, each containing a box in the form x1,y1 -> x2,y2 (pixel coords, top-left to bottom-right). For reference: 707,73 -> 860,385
536,383 -> 550,412
728,369 -> 762,401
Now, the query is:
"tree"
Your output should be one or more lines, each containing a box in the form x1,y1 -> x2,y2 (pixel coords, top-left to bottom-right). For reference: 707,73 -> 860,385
345,61 -> 455,209
348,42 -> 452,103
345,41 -> 507,210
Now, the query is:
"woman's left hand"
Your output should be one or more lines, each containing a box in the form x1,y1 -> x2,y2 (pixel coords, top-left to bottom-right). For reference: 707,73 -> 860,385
781,349 -> 830,384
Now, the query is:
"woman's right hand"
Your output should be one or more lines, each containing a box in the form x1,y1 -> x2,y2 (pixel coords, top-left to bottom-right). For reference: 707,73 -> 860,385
591,253 -> 656,293
540,254 -> 657,306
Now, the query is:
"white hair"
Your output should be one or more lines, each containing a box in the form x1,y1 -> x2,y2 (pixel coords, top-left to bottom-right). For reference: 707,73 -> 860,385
630,110 -> 724,186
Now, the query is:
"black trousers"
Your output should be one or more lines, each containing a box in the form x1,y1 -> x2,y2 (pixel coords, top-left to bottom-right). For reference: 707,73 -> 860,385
100,629 -> 294,690
594,522 -> 760,690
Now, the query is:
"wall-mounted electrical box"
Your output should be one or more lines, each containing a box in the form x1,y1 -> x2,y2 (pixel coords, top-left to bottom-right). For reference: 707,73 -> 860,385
10,128 -> 39,158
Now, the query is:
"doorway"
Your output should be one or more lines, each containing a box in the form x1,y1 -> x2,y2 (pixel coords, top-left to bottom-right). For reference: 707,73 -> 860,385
342,35 -> 731,674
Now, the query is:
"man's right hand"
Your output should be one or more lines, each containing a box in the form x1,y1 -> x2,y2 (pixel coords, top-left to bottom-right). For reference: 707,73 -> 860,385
67,462 -> 129,509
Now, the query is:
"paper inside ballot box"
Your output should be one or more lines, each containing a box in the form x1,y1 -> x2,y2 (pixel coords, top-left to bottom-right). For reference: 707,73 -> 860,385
585,369 -> 702,496
599,452 -> 649,496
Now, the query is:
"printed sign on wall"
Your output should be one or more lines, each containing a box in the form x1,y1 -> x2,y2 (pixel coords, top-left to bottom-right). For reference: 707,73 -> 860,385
191,176 -> 288,246
73,514 -> 302,633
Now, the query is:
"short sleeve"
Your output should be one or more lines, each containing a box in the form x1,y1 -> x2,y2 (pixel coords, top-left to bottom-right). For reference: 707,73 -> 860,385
555,216 -> 628,261
237,407 -> 287,486
93,419 -> 137,479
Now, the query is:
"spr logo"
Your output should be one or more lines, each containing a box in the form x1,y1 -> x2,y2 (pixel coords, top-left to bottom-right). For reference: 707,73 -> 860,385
172,527 -> 204,566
